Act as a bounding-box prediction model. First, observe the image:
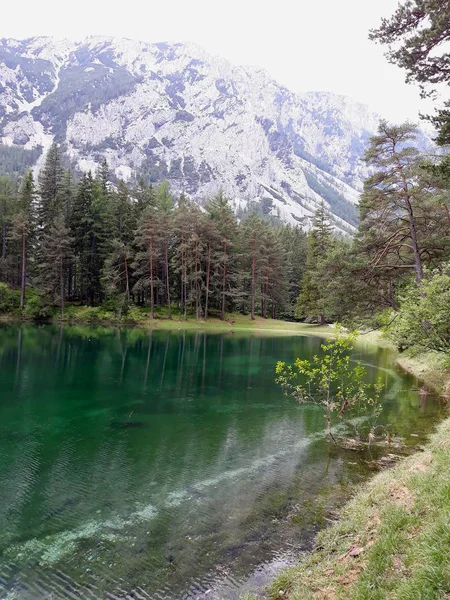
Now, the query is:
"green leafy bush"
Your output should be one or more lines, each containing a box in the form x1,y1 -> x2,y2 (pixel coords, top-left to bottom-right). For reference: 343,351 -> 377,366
23,291 -> 54,319
390,266 -> 450,353
0,283 -> 20,312
275,329 -> 383,441
64,306 -> 115,324
124,307 -> 148,322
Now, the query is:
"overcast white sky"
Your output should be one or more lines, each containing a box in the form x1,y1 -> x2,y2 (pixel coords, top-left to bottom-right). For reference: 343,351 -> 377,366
1,0 -> 438,122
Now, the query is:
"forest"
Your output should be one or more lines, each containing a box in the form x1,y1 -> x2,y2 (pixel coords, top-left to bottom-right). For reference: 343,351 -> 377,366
0,152 -> 307,322
1,114 -> 450,358
0,0 -> 450,362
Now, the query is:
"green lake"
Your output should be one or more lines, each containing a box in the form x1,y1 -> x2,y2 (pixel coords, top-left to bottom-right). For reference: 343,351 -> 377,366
0,325 -> 445,599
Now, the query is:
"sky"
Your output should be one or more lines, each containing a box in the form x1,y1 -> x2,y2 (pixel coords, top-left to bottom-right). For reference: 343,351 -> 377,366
1,0 -> 439,122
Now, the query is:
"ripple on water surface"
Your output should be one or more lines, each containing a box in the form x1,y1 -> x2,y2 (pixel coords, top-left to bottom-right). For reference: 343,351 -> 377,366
0,326 -> 445,599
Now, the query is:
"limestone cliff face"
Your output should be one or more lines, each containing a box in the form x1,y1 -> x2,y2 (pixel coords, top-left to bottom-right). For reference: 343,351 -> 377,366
0,36 -> 384,231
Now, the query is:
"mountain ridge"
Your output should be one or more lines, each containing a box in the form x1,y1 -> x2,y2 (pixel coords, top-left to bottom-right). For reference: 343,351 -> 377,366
0,36 -> 384,231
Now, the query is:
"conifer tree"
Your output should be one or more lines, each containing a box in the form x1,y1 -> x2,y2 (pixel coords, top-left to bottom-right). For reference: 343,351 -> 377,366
133,204 -> 162,319
103,240 -> 132,309
206,191 -> 239,319
241,214 -> 266,320
11,171 -> 36,308
0,176 -> 14,283
37,213 -> 73,319
38,143 -> 64,232
296,203 -> 333,325
155,181 -> 174,317
113,180 -> 136,245
359,121 -> 430,285
370,0 -> 450,145
134,178 -> 155,214
185,204 -> 205,321
172,196 -> 192,318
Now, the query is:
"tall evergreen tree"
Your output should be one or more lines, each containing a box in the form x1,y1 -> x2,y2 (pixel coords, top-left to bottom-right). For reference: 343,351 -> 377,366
206,192 -> 239,320
155,181 -> 174,317
38,143 -> 64,231
172,196 -> 192,318
37,213 -> 73,319
0,176 -> 14,283
296,203 -> 333,325
11,171 -> 36,309
133,204 -> 162,319
370,0 -> 450,145
359,121 -> 432,285
103,240 -> 132,309
241,215 -> 266,320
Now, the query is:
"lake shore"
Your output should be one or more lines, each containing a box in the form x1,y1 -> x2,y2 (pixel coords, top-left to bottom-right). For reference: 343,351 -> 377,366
0,310 -> 337,336
2,314 -> 449,598
254,344 -> 450,600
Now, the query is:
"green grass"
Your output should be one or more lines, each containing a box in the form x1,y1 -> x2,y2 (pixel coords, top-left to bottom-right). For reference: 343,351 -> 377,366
46,306 -> 336,337
145,313 -> 334,336
0,301 -> 338,337
265,417 -> 450,600
396,350 -> 450,399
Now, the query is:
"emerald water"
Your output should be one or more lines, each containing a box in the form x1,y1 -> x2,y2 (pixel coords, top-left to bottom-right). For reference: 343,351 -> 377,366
0,325 -> 445,599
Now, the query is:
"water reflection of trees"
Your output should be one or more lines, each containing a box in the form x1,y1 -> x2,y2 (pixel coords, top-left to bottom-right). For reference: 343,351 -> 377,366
0,326 -> 445,598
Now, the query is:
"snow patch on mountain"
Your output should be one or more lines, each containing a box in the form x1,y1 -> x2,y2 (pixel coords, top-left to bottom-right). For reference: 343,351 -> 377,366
0,36 -> 385,232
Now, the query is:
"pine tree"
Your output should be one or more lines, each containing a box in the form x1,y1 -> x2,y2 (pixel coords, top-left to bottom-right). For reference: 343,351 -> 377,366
113,180 -> 136,245
185,204 -> 205,321
103,240 -> 132,310
359,121 -> 430,285
241,215 -> 266,320
133,204 -> 162,319
172,196 -> 192,318
370,1 -> 450,145
0,176 -> 14,283
278,225 -> 307,317
71,172 -> 94,301
38,143 -> 64,232
155,181 -> 174,317
134,178 -> 155,214
37,213 -> 73,319
296,203 -> 334,325
11,171 -> 36,309
206,191 -> 239,319
260,226 -> 289,318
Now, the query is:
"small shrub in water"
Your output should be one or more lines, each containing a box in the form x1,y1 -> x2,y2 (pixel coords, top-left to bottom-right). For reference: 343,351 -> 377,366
275,328 -> 384,442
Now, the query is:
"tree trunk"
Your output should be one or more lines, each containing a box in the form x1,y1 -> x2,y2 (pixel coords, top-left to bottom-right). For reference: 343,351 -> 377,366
124,251 -> 130,303
149,238 -> 154,320
262,266 -> 269,318
396,156 -> 423,284
251,256 -> 256,320
205,244 -> 211,320
20,232 -> 26,310
405,198 -> 423,283
60,256 -> 65,321
165,240 -> 171,318
2,221 -> 6,279
183,248 -> 187,319
195,244 -> 200,321
221,241 -> 227,320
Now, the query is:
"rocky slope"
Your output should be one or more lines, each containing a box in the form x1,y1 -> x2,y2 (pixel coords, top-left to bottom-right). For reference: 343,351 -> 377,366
0,36 -> 383,232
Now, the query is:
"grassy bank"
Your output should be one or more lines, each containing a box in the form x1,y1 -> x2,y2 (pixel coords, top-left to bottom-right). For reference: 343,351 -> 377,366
0,307 -> 337,337
396,351 -> 450,399
263,418 -> 450,600
257,346 -> 450,600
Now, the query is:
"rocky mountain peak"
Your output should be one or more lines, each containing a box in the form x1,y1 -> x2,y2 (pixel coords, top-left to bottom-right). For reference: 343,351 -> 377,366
0,36 -> 386,232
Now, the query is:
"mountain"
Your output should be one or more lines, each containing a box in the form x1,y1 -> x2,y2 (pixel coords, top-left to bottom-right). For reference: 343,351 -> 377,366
0,36 -> 383,232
